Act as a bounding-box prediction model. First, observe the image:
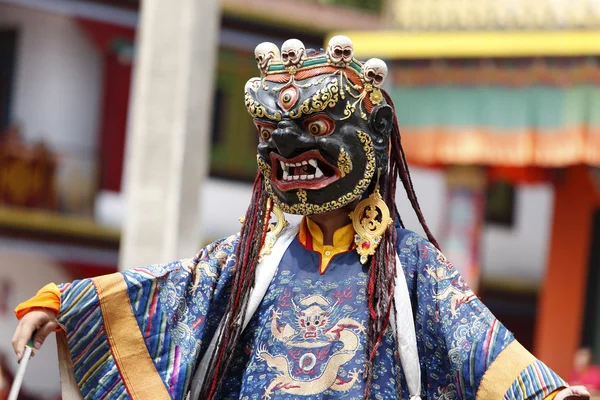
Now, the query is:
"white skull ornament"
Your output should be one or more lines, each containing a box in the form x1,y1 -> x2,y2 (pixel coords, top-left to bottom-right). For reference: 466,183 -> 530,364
326,35 -> 354,67
254,42 -> 280,76
280,39 -> 306,70
361,58 -> 388,88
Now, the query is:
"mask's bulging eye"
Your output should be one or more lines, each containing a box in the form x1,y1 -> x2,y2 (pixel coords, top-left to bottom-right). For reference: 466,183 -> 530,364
254,121 -> 275,141
303,114 -> 335,137
260,128 -> 272,140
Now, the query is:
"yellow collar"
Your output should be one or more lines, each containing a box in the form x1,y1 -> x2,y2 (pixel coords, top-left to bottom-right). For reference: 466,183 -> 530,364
298,216 -> 355,274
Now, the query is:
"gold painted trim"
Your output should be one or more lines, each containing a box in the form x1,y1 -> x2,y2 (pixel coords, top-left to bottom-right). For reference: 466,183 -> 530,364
476,340 -> 536,400
267,130 -> 376,215
326,31 -> 600,59
93,274 -> 171,400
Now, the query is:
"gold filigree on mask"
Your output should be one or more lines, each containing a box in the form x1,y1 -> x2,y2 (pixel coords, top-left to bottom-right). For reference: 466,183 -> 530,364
258,199 -> 288,262
289,79 -> 340,119
297,188 -> 308,203
245,93 -> 282,121
264,130 -> 375,215
337,148 -> 353,177
295,75 -> 329,89
257,156 -> 272,178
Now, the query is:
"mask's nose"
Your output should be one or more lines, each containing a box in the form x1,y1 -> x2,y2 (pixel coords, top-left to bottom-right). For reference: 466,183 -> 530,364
270,120 -> 316,158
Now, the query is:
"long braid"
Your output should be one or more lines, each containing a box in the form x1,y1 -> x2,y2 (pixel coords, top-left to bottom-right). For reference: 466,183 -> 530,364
383,90 -> 440,250
362,165 -> 399,399
200,172 -> 272,399
364,92 -> 440,398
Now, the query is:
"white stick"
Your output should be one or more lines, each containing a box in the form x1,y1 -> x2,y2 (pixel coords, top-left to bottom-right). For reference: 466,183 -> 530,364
8,346 -> 33,400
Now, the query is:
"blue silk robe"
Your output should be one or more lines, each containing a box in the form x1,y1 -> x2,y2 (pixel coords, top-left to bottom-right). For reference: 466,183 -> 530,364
54,226 -> 565,399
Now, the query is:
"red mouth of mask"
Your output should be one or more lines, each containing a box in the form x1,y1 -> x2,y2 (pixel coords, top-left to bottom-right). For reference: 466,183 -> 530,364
270,150 -> 340,191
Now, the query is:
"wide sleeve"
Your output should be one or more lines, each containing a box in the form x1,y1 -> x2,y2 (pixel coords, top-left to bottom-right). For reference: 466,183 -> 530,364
53,233 -> 239,400
396,229 -> 566,400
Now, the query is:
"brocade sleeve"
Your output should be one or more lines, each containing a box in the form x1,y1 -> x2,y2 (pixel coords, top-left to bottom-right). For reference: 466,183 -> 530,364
55,233 -> 240,400
396,229 -> 566,399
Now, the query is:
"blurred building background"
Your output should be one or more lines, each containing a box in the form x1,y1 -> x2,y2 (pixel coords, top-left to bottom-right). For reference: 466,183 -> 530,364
0,0 -> 599,398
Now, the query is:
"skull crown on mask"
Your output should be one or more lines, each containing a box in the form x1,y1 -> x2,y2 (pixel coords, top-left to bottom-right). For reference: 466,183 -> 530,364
326,35 -> 354,68
245,37 -> 391,215
254,42 -> 280,76
280,39 -> 307,70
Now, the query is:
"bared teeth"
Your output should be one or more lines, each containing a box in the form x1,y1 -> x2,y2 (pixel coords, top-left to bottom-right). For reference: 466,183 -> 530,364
279,158 -> 327,182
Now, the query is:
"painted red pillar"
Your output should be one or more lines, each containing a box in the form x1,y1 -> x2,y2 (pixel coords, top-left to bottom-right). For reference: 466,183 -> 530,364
535,166 -> 599,377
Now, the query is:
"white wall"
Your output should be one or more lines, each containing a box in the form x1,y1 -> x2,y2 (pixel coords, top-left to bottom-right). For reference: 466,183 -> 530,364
0,3 -> 103,213
397,170 -> 555,287
481,184 -> 555,286
394,166 -> 446,237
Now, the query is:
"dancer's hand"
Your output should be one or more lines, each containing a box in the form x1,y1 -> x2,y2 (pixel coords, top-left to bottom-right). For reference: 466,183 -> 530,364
555,386 -> 591,400
11,308 -> 58,360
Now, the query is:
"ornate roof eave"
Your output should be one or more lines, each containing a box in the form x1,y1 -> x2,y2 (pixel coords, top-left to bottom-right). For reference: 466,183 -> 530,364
326,30 -> 600,59
221,0 -> 382,34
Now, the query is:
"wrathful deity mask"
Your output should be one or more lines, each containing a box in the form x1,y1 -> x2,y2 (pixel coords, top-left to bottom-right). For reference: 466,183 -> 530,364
245,36 -> 392,215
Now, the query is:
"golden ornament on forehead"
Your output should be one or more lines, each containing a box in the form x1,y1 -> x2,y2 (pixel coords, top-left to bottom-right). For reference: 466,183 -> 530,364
349,173 -> 392,264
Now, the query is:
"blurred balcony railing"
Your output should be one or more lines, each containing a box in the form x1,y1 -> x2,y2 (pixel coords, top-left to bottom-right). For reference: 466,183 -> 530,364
387,0 -> 600,31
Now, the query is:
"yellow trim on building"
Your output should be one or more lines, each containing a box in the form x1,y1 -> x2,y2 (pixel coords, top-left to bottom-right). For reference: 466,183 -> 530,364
326,30 -> 600,59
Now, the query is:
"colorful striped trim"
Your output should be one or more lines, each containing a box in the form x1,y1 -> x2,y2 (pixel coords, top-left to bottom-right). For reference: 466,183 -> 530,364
476,340 -> 536,400
59,279 -> 127,399
266,56 -> 362,75
503,360 -> 567,400
391,59 -> 600,87
93,273 -> 171,400
400,127 -> 600,167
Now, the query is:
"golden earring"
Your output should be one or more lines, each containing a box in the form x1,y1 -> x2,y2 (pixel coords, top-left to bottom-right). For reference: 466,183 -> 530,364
349,176 -> 392,264
259,198 -> 288,261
